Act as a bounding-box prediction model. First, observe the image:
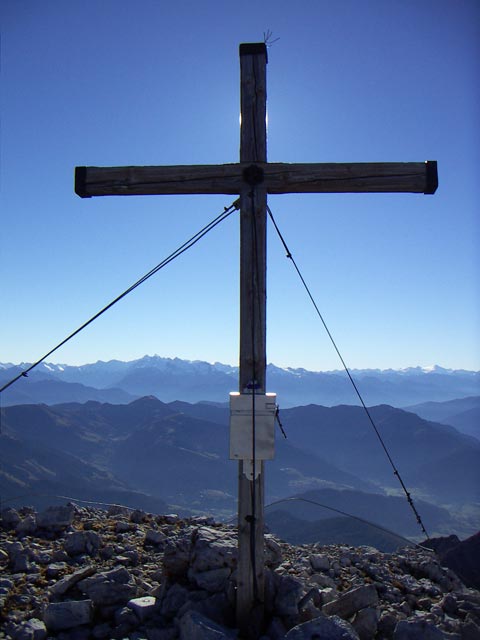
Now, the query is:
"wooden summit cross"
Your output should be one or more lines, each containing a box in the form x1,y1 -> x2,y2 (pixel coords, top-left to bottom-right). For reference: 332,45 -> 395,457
75,43 -> 437,635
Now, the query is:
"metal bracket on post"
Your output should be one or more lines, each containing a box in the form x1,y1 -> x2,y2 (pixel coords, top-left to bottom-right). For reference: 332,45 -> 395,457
242,164 -> 265,187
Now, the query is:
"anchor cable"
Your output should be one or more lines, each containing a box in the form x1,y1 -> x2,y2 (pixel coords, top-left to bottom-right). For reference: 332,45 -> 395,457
264,498 -> 433,551
266,204 -> 430,539
0,200 -> 239,395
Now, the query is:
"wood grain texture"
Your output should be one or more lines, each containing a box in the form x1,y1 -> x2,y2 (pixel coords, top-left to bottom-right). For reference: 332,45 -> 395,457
76,162 -> 436,197
237,43 -> 267,636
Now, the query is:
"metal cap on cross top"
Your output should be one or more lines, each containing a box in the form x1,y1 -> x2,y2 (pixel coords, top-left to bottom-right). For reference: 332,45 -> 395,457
239,42 -> 268,61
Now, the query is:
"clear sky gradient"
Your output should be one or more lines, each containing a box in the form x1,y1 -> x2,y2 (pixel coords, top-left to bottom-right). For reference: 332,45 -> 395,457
1,0 -> 479,371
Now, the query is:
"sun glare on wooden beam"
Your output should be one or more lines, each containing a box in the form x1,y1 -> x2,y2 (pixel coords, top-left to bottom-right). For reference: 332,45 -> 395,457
238,112 -> 269,129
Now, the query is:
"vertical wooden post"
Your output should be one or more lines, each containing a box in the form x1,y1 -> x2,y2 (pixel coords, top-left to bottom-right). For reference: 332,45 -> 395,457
73,45 -> 437,638
237,43 -> 268,636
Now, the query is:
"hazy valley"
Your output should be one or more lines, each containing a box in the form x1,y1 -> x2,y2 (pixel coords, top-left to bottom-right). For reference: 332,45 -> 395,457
1,357 -> 479,551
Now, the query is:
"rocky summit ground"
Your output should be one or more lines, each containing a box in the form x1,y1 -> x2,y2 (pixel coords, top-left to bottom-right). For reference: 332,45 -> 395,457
1,504 -> 479,640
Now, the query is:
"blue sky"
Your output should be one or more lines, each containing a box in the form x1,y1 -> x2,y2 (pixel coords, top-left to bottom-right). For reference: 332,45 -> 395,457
1,0 -> 479,371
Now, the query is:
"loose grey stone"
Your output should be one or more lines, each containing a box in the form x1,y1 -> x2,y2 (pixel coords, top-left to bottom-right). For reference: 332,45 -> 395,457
323,584 -> 379,619
78,566 -> 137,605
378,611 -> 398,638
265,535 -> 283,569
405,558 -> 464,593
44,600 -> 94,631
298,588 -> 322,610
36,505 -> 74,530
161,583 -> 190,618
130,509 -> 148,524
184,592 -> 234,628
191,527 -> 238,573
285,615 -> 360,639
0,547 -> 9,566
51,549 -> 69,563
16,515 -> 37,537
33,551 -> 52,565
179,610 -> 237,639
274,574 -> 303,616
317,587 -> 337,606
49,565 -> 96,597
163,535 -> 192,579
189,567 -> 231,593
107,504 -> 131,517
99,544 -> 115,560
116,521 -> 135,534
191,515 -> 216,526
145,529 -> 167,546
0,577 -> 14,590
46,562 -> 68,579
352,607 -> 379,640
1,503 -> 477,640
309,572 -> 338,589
1,507 -> 22,530
440,593 -> 458,615
64,530 -> 101,557
310,554 -> 330,572
393,618 -> 448,639
11,618 -> 47,640
114,605 -> 140,630
6,541 -> 30,573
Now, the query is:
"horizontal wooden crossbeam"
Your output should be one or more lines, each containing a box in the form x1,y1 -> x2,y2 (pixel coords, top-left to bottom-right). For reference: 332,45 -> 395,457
75,161 -> 437,198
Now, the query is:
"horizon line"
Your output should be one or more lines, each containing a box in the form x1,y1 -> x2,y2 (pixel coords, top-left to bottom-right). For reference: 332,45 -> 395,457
1,354 -> 478,375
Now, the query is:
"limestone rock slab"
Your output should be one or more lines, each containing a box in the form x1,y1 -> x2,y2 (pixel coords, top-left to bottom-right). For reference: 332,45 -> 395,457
36,505 -> 74,530
393,618 -> 447,639
44,600 -> 93,631
49,565 -> 96,597
285,615 -> 360,639
323,584 -> 379,619
64,530 -> 101,557
78,566 -> 137,606
179,610 -> 237,639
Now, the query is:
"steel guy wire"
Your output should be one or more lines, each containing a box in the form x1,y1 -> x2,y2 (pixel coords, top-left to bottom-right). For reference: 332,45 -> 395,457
266,203 -> 430,540
0,199 -> 239,395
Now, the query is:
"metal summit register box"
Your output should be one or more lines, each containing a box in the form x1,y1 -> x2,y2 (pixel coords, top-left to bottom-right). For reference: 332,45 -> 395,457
229,392 -> 277,461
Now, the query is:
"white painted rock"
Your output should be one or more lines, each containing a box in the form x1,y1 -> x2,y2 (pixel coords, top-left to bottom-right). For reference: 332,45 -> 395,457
127,595 -> 157,622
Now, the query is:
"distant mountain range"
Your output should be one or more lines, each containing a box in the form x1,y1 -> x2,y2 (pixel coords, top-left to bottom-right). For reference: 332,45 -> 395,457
1,355 -> 479,408
405,396 -> 480,440
1,395 -> 478,546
